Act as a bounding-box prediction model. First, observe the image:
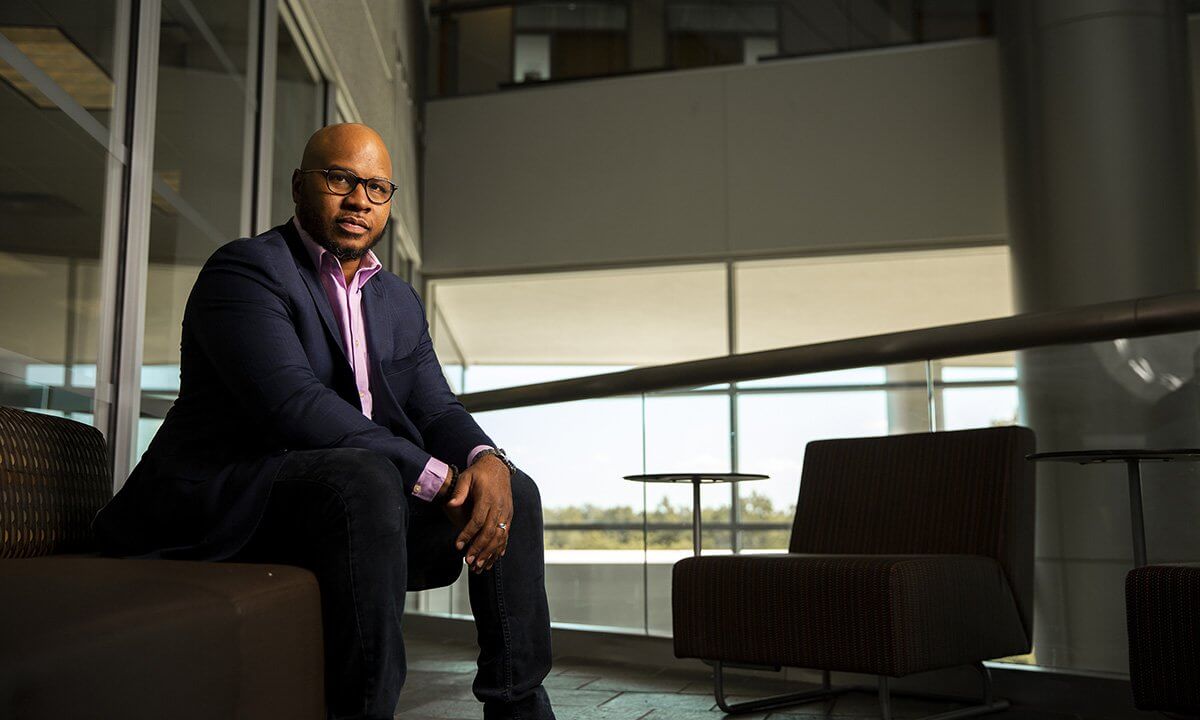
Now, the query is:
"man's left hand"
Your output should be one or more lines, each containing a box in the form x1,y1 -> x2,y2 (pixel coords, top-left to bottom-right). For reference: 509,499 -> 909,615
444,454 -> 512,573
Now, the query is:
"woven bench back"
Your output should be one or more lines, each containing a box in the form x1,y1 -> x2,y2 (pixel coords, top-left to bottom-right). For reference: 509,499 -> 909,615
0,406 -> 111,558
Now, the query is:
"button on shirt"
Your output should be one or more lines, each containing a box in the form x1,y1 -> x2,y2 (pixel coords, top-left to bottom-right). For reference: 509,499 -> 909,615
293,218 -> 490,501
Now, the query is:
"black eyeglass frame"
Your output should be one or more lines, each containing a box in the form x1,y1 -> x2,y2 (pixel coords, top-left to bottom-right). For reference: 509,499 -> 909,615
298,168 -> 398,204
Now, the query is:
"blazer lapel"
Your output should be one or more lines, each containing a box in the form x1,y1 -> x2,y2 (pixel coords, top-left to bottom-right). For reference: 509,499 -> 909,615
362,279 -> 403,424
361,279 -> 393,378
280,221 -> 350,365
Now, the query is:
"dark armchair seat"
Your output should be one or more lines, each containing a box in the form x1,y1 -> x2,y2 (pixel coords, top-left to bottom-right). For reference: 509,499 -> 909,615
674,553 -> 1027,677
0,557 -> 323,719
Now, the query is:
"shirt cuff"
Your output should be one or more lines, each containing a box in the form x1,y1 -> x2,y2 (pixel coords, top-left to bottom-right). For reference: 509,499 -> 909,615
467,444 -> 494,467
413,457 -> 450,502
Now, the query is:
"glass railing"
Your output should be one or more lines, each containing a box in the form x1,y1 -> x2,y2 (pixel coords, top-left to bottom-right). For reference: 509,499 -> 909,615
428,0 -> 995,98
410,293 -> 1200,678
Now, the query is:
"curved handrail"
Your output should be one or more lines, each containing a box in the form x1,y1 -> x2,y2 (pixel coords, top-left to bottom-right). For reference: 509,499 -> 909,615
460,290 -> 1200,412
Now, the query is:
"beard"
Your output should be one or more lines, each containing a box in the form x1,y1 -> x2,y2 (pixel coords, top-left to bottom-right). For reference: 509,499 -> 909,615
296,202 -> 388,261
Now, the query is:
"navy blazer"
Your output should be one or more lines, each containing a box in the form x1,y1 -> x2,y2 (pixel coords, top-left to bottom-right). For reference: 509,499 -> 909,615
93,220 -> 492,560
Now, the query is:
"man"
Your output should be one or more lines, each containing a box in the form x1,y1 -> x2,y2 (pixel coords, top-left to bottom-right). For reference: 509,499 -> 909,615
93,124 -> 555,720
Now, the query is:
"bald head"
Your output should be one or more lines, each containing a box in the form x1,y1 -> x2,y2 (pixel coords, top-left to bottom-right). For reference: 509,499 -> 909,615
292,123 -> 394,266
300,123 -> 392,176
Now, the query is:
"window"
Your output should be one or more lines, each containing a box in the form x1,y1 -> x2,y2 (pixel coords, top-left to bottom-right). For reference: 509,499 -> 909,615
512,1 -> 629,83
666,1 -> 779,69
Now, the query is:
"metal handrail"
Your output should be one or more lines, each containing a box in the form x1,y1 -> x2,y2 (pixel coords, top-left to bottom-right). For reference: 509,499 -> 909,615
460,290 -> 1200,413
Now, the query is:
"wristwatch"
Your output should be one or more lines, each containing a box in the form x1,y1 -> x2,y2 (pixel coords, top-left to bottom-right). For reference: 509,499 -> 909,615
475,447 -> 517,478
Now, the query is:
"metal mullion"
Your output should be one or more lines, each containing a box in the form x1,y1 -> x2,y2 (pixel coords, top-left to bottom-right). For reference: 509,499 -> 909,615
251,0 -> 279,234
726,260 -> 741,554
110,0 -> 162,486
94,0 -> 134,447
238,0 -> 262,236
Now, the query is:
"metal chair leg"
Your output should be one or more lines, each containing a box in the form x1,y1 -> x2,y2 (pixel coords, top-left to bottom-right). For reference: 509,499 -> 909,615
712,661 -> 1011,719
712,661 -> 847,715
881,663 -> 1010,720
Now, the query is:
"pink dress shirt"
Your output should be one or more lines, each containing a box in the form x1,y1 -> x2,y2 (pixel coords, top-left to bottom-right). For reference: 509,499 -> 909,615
293,218 -> 489,501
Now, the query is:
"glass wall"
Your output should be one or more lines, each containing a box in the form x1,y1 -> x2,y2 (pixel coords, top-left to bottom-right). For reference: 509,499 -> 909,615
424,300 -> 1200,677
418,246 -> 1018,633
137,0 -> 253,458
429,0 -> 995,97
0,1 -> 125,427
0,1 -> 407,469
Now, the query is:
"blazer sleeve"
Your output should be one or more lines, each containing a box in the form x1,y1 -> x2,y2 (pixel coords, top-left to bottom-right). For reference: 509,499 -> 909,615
401,284 -> 495,468
185,240 -> 435,489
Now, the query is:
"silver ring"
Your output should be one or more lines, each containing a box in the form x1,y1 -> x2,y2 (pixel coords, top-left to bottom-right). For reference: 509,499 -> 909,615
498,522 -> 508,530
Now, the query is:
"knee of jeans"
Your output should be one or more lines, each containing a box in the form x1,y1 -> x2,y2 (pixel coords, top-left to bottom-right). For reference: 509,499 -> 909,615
510,470 -> 542,516
334,448 -> 408,533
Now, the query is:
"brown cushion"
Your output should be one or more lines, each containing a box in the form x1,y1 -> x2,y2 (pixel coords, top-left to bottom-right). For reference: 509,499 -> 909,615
0,557 -> 324,719
672,553 -> 1029,677
1126,563 -> 1200,714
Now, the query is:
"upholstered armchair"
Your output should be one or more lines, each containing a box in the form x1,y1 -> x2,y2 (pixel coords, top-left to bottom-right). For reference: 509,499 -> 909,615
673,426 -> 1036,719
1126,563 -> 1200,715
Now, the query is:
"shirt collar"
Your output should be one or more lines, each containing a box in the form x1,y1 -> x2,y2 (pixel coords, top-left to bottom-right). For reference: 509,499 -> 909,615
292,216 -> 382,281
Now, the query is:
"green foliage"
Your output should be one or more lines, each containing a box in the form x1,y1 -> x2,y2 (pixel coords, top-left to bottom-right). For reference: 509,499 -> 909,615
542,492 -> 795,550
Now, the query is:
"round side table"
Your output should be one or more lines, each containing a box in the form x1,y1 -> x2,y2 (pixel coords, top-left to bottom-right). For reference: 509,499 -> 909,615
1027,449 -> 1200,567
623,473 -> 769,556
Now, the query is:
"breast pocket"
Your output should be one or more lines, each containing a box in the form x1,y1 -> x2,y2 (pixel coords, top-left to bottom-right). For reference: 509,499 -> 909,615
382,355 -> 419,405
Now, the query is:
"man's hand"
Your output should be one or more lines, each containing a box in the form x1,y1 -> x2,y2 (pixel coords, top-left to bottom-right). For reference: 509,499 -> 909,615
442,454 -> 512,573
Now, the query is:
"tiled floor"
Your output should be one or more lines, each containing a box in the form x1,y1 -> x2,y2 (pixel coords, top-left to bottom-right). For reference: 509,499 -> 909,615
394,635 -> 1078,720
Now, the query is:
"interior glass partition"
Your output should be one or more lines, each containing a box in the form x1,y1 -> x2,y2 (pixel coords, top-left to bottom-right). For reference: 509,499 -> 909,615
0,3 -> 125,429
136,0 -> 253,459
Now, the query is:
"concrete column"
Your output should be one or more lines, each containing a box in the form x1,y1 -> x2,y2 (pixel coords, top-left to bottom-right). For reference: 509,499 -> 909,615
997,0 -> 1199,673
885,363 -> 936,434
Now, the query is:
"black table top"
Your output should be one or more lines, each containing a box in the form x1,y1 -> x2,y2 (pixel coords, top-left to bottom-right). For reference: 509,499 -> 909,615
1027,449 -> 1200,464
623,473 -> 769,484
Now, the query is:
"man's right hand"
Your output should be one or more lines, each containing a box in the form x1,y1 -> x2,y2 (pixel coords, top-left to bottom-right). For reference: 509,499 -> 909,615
440,457 -> 512,574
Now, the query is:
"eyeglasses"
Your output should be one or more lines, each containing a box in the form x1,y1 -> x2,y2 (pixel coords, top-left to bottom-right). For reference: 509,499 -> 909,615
298,168 -> 397,204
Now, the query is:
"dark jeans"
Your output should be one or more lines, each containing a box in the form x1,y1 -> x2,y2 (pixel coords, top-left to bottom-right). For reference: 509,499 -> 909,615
230,448 -> 555,720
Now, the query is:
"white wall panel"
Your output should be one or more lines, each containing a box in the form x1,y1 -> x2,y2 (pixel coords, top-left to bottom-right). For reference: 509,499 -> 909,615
425,69 -> 729,272
424,38 -> 1007,275
725,40 -> 1006,255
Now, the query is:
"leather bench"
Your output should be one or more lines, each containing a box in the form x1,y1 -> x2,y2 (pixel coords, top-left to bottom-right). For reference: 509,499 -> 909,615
0,406 -> 324,719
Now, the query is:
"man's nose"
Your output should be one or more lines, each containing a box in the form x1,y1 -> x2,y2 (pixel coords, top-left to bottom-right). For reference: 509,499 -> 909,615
342,182 -> 372,209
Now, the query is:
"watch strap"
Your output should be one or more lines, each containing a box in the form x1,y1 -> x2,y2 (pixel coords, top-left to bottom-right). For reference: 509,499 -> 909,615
475,447 -> 517,477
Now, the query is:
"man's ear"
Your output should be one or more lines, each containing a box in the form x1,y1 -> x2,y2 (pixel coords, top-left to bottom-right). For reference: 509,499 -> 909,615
291,169 -> 301,205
